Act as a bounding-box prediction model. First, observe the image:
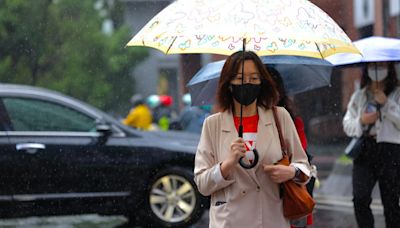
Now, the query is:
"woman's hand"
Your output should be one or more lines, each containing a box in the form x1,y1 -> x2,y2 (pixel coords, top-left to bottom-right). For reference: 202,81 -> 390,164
374,89 -> 387,105
361,112 -> 379,124
263,164 -> 295,183
220,138 -> 246,179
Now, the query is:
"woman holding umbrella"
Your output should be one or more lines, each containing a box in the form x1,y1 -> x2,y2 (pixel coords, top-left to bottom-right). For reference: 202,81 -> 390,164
194,51 -> 312,227
343,61 -> 400,228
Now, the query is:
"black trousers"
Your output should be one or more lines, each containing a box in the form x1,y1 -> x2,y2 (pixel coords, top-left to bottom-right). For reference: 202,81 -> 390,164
352,138 -> 400,228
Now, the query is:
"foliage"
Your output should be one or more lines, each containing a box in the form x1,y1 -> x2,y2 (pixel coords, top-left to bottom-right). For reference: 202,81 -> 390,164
338,154 -> 353,165
0,0 -> 148,115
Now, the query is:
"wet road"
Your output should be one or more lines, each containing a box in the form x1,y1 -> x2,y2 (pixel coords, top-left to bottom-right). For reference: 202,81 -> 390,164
0,157 -> 386,228
311,194 -> 384,228
0,195 -> 385,228
192,194 -> 385,228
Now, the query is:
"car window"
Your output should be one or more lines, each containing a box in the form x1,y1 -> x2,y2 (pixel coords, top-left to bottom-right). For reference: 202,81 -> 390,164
0,100 -> 12,131
3,97 -> 97,132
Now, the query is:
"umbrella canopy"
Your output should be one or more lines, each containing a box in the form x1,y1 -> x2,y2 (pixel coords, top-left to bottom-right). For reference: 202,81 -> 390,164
187,56 -> 333,106
326,36 -> 400,66
127,0 -> 359,58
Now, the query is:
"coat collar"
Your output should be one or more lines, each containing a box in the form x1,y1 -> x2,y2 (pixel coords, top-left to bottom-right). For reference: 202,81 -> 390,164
220,106 -> 273,132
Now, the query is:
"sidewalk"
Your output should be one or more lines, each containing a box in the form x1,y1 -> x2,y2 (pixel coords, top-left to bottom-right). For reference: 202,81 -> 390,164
307,143 -> 345,180
316,157 -> 382,199
311,154 -> 337,179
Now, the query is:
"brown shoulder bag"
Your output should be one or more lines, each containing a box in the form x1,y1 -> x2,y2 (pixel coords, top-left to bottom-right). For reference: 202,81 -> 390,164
272,106 -> 315,220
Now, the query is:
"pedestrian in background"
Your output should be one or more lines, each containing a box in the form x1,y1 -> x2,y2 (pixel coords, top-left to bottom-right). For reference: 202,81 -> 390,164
152,95 -> 176,131
194,51 -> 312,228
269,67 -> 316,228
122,94 -> 153,130
177,93 -> 211,134
343,61 -> 400,228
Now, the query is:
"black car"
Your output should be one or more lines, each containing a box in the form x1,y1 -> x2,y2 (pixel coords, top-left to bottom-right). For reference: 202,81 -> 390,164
0,84 -> 207,227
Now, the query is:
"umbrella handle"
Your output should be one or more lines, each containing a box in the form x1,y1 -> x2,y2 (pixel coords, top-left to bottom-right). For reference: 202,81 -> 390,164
239,148 -> 259,169
237,41 -> 259,169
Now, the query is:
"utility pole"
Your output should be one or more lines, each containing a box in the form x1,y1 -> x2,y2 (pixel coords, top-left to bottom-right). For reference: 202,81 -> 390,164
382,0 -> 390,36
397,0 -> 400,37
374,0 -> 384,35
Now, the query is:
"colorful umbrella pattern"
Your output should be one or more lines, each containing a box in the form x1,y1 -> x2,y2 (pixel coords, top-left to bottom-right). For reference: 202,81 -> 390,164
127,0 -> 359,58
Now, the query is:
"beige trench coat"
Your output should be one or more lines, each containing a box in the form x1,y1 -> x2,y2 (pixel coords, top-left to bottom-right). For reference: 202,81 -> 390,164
194,106 -> 311,228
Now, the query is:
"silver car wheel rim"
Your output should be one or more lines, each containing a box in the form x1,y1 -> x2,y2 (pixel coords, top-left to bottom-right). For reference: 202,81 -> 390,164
150,174 -> 196,223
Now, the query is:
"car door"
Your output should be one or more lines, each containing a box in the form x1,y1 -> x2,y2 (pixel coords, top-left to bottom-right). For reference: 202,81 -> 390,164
0,100 -> 16,197
0,96 -> 134,202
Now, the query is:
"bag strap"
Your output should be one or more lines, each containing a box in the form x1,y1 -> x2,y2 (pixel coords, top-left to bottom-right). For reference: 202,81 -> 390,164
272,106 -> 287,157
362,124 -> 373,136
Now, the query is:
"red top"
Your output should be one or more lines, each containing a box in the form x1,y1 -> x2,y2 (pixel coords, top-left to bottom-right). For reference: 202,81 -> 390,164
233,115 -> 259,163
233,115 -> 307,150
233,114 -> 259,133
292,116 -> 312,226
293,116 -> 307,150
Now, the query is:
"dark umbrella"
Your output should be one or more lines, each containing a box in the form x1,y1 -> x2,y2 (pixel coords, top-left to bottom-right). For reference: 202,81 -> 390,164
187,55 -> 333,106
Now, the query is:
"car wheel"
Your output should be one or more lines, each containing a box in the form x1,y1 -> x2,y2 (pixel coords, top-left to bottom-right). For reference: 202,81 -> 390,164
145,166 -> 206,227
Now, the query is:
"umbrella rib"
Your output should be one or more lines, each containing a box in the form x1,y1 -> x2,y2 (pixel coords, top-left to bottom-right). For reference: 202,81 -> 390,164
314,43 -> 325,59
166,36 -> 178,54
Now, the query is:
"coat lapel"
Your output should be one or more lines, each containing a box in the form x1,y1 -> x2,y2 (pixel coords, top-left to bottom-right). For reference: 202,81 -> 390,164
220,110 -> 260,185
220,109 -> 237,134
255,106 -> 273,164
219,110 -> 239,163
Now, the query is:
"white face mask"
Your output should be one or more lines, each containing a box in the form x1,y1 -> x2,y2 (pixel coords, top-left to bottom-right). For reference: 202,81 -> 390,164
368,67 -> 388,81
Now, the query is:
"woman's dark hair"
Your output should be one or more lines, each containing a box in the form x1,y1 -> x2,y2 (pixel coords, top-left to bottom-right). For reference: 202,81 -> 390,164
216,51 -> 279,112
267,66 -> 295,120
360,62 -> 398,95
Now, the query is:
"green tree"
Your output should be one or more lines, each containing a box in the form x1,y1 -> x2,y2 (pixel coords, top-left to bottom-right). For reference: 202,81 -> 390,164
0,0 -> 148,115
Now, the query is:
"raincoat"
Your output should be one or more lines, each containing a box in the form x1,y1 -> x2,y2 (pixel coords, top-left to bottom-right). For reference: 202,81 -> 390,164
122,104 -> 153,130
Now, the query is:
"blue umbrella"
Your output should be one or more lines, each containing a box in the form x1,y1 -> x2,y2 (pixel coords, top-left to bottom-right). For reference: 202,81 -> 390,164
187,55 -> 333,106
326,36 -> 400,66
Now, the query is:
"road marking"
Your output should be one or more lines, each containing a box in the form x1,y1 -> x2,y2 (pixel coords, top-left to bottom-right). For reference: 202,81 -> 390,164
314,194 -> 383,214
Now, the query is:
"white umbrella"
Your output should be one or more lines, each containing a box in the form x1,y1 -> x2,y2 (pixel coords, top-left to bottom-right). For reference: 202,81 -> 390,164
127,0 -> 359,58
326,36 -> 400,65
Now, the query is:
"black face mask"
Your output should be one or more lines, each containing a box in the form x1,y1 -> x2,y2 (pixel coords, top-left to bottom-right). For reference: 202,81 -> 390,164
231,83 -> 261,106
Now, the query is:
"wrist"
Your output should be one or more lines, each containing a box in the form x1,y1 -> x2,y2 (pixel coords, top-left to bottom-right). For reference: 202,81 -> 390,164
292,166 -> 301,180
220,159 -> 235,178
221,159 -> 235,170
225,157 -> 237,167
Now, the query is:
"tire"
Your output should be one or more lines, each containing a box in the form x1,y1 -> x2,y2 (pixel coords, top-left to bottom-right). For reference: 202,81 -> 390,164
144,166 -> 207,227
